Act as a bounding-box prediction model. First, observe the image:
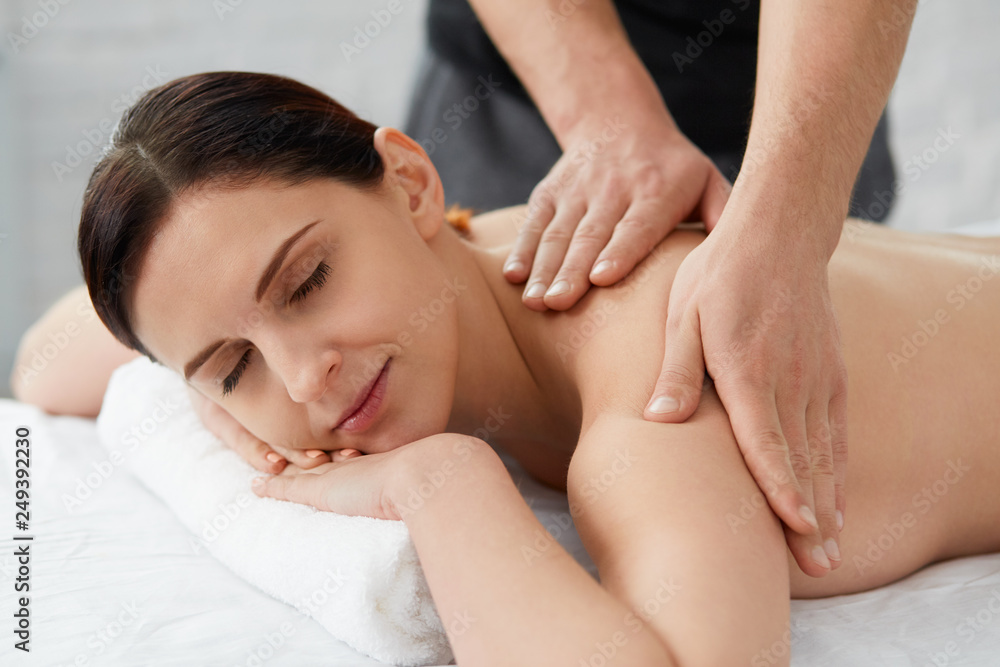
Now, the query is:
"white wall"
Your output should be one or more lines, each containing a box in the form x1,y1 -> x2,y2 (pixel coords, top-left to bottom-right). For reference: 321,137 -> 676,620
1,0 -> 998,398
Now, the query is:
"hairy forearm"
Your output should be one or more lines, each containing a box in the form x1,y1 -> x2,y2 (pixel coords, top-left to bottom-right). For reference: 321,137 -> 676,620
466,0 -> 671,145
388,438 -> 675,666
732,0 -> 917,258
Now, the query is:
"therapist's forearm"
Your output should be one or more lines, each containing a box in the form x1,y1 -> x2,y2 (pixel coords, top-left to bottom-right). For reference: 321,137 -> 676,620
730,0 -> 917,259
465,0 -> 671,146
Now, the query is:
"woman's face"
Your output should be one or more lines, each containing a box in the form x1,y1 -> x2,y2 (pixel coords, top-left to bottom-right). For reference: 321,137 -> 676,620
131,135 -> 460,455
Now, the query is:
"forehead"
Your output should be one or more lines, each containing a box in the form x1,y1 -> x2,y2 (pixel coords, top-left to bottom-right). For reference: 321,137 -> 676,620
130,179 -> 356,375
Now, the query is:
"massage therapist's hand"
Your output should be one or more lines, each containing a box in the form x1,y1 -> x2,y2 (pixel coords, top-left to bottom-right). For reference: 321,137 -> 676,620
251,434 -> 483,520
503,114 -> 732,311
185,384 -> 333,473
644,220 -> 848,577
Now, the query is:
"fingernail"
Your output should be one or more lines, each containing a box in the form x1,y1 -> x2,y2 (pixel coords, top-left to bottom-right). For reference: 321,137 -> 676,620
545,279 -> 570,297
305,449 -> 324,458
525,283 -> 546,298
265,452 -> 283,463
504,260 -> 524,274
251,476 -> 264,488
592,259 -> 614,277
824,538 -> 841,562
811,544 -> 831,569
799,505 -> 819,531
836,509 -> 844,531
648,396 -> 679,414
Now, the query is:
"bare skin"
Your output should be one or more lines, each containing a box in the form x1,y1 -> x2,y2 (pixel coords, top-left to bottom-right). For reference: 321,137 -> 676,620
466,205 -> 1000,599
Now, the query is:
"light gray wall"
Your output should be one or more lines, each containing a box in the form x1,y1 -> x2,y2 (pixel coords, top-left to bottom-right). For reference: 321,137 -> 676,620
1,0 -> 998,399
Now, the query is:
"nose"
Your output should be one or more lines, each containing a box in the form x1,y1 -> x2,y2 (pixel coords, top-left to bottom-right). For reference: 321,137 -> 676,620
262,332 -> 342,404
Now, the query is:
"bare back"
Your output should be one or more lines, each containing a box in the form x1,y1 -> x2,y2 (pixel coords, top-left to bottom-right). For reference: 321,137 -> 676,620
463,207 -> 1000,598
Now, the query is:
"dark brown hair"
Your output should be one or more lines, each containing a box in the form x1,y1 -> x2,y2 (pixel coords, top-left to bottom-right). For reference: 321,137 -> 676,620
77,71 -> 387,362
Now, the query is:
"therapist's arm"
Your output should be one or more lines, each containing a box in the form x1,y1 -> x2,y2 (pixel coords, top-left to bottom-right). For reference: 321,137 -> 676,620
466,0 -> 731,308
646,0 -> 917,573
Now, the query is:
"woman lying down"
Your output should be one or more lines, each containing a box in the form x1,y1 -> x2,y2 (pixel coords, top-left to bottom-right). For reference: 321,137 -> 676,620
19,71 -> 1000,666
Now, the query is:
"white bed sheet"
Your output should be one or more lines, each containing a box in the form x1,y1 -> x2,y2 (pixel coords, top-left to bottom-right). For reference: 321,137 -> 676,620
3,220 -> 1000,667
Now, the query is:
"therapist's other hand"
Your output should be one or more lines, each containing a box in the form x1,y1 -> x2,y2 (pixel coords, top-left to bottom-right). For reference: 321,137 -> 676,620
185,384 -> 333,473
503,116 -> 732,311
643,223 -> 848,578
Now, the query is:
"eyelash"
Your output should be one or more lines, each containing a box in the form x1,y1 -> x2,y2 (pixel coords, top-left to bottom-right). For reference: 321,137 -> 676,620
220,261 -> 331,397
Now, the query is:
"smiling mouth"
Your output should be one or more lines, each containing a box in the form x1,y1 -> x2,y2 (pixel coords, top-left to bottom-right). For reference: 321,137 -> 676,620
335,359 -> 391,433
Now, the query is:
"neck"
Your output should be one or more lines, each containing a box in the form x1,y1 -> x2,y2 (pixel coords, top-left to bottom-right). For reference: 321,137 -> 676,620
425,221 -> 559,449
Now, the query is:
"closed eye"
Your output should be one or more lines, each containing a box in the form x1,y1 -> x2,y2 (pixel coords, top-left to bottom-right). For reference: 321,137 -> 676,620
220,261 -> 332,397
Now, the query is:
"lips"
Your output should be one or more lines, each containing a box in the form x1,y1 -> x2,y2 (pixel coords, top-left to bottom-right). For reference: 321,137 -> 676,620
334,359 -> 390,431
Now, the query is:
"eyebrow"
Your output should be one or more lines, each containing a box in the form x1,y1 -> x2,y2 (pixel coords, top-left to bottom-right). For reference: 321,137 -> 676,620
183,219 -> 322,382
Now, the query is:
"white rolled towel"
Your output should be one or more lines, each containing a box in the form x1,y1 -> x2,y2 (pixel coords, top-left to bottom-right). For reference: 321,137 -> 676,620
96,356 -> 454,666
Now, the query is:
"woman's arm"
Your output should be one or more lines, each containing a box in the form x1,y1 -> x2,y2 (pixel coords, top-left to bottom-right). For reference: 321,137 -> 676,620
9,284 -> 140,417
570,389 -> 793,666
385,436 -> 676,666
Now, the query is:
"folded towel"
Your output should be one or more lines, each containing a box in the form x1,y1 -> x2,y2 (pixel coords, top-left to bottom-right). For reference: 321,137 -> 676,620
96,356 -> 454,666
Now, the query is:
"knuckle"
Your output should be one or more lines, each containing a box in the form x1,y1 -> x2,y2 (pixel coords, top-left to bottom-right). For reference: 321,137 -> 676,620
539,224 -> 574,245
658,363 -> 702,390
809,446 -> 835,478
787,446 -> 812,479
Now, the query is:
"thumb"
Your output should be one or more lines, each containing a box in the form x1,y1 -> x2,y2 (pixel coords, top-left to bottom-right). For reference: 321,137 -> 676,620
645,307 -> 705,422
699,169 -> 732,233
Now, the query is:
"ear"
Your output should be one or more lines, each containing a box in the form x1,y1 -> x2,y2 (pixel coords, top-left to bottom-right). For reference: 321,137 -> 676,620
372,127 -> 446,241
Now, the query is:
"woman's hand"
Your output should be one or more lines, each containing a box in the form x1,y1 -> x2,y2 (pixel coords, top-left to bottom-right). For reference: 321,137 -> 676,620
250,433 -> 485,521
185,384 -> 333,473
502,117 -> 731,311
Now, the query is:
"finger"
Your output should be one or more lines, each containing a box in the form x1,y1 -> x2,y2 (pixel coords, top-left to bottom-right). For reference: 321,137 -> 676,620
697,168 -> 732,232
251,470 -> 328,509
829,372 -> 849,533
806,398 -> 840,569
227,426 -> 287,474
771,390 -> 833,577
782,521 -> 831,579
503,185 -> 557,283
274,445 -> 331,470
542,196 -> 627,311
721,385 -> 816,537
644,306 -> 705,422
522,201 -> 587,311
590,196 -> 678,287
332,448 -> 363,462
